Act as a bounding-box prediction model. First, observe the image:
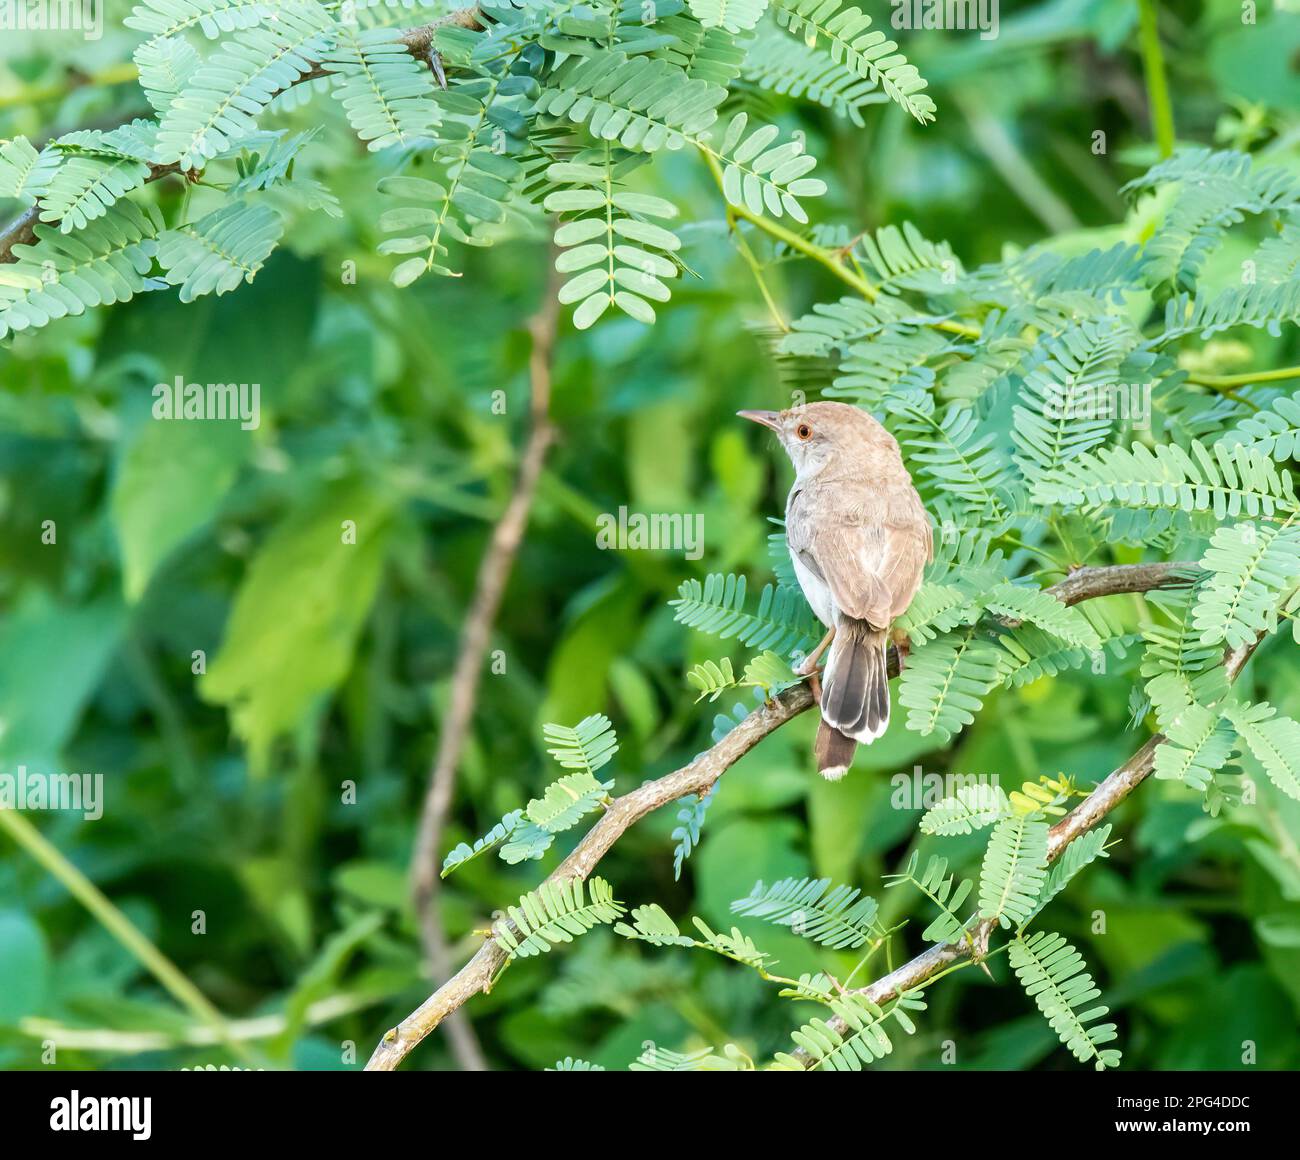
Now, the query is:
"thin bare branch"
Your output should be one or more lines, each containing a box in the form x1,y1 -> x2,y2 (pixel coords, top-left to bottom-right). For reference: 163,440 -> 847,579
408,248 -> 560,1071
366,561 -> 1199,1070
0,207 -> 38,263
786,625 -> 1269,1068
368,681 -> 820,1070
1050,561 -> 1195,606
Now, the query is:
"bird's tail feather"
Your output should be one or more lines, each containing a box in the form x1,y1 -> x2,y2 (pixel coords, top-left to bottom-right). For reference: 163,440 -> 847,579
814,719 -> 856,781
820,620 -> 890,747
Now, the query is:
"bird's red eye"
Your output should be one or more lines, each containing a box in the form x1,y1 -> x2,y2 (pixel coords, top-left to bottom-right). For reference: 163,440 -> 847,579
796,424 -> 812,440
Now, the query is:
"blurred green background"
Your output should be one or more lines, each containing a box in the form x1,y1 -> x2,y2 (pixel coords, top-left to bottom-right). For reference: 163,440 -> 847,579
2,0 -> 1299,1071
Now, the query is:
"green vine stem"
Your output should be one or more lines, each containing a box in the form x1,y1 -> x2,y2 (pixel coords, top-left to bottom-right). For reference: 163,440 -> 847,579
0,809 -> 254,1065
1137,0 -> 1176,157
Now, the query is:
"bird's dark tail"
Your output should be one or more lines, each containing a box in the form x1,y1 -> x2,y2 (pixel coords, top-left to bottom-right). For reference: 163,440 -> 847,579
814,620 -> 889,779
814,718 -> 857,781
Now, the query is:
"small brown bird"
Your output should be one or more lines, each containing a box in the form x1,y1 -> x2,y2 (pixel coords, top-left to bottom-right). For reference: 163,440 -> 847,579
739,402 -> 931,779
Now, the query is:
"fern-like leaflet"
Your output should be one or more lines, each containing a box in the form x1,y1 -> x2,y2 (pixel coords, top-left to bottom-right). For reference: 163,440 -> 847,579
1190,519 -> 1300,650
883,853 -> 975,944
1035,439 -> 1297,524
0,202 -> 163,340
670,572 -> 822,657
535,50 -> 726,151
441,809 -> 525,877
543,713 -> 618,776
125,0 -> 279,43
156,201 -> 285,302
730,877 -> 881,949
154,2 -> 335,169
1222,701 -> 1300,802
771,989 -> 927,1071
707,111 -> 827,224
1227,396 -> 1300,462
742,24 -> 887,126
493,876 -> 625,960
771,0 -> 935,124
688,0 -> 769,33
1009,930 -> 1122,1070
898,626 -> 1006,742
978,812 -> 1049,929
1153,703 -> 1238,792
1029,823 -> 1113,920
320,25 -> 441,151
546,150 -> 682,328
919,783 -> 1011,836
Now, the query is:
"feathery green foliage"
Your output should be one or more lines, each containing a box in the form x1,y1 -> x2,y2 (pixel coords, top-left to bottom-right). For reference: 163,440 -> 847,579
883,853 -> 975,944
616,905 -> 773,973
6,3 -> 1300,1081
886,392 -> 1015,527
0,136 -> 60,204
671,789 -> 714,879
919,783 -> 1011,836
1153,703 -> 1238,792
525,771 -> 612,833
494,877 -> 626,960
124,0 -> 279,42
731,877 -> 880,949
1009,931 -> 1122,1070
1010,320 -> 1136,480
320,26 -> 441,152
546,152 -> 682,328
686,650 -> 797,700
630,1043 -> 753,1070
1229,396 -> 1300,461
1035,439 -> 1297,524
771,0 -> 935,124
1191,520 -> 1300,649
898,627 -> 1007,742
689,0 -> 769,33
771,989 -> 927,1071
0,202 -> 162,340
742,25 -> 886,126
979,813 -> 1050,929
536,49 -> 725,151
709,112 -> 827,223
543,714 -> 619,777
982,583 -> 1102,649
155,3 -> 335,169
156,202 -> 284,302
35,148 -> 152,235
1031,825 -> 1114,919
550,1056 -> 606,1070
441,809 -> 525,878
670,573 -> 822,657
1222,701 -> 1300,802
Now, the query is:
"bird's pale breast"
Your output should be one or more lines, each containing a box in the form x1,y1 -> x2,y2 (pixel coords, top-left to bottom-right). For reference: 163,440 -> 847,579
791,549 -> 835,627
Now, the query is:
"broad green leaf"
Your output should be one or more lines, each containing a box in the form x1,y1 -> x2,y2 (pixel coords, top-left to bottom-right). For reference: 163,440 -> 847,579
202,478 -> 396,772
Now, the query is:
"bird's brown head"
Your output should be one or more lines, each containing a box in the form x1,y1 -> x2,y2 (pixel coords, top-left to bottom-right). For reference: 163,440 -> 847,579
738,402 -> 897,480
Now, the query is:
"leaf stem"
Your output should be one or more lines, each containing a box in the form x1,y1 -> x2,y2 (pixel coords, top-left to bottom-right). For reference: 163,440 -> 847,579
702,148 -> 878,296
1137,0 -> 1176,157
725,206 -> 790,332
0,809 -> 254,1065
1186,364 -> 1300,389
700,150 -> 980,339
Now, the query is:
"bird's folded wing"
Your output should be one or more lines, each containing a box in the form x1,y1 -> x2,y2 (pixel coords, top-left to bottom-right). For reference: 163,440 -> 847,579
799,517 -> 930,628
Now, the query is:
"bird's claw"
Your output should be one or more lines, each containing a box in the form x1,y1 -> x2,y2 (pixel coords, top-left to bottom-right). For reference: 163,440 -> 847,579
792,654 -> 821,677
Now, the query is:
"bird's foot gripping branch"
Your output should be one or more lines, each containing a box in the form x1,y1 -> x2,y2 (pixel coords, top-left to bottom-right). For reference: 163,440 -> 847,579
371,557 -> 1290,1071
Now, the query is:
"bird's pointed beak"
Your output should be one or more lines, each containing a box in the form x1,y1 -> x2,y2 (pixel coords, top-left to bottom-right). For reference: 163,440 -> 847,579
737,409 -> 782,433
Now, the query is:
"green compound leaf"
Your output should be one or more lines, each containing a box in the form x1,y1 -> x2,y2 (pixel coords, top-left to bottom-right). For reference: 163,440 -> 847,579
494,877 -> 625,960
